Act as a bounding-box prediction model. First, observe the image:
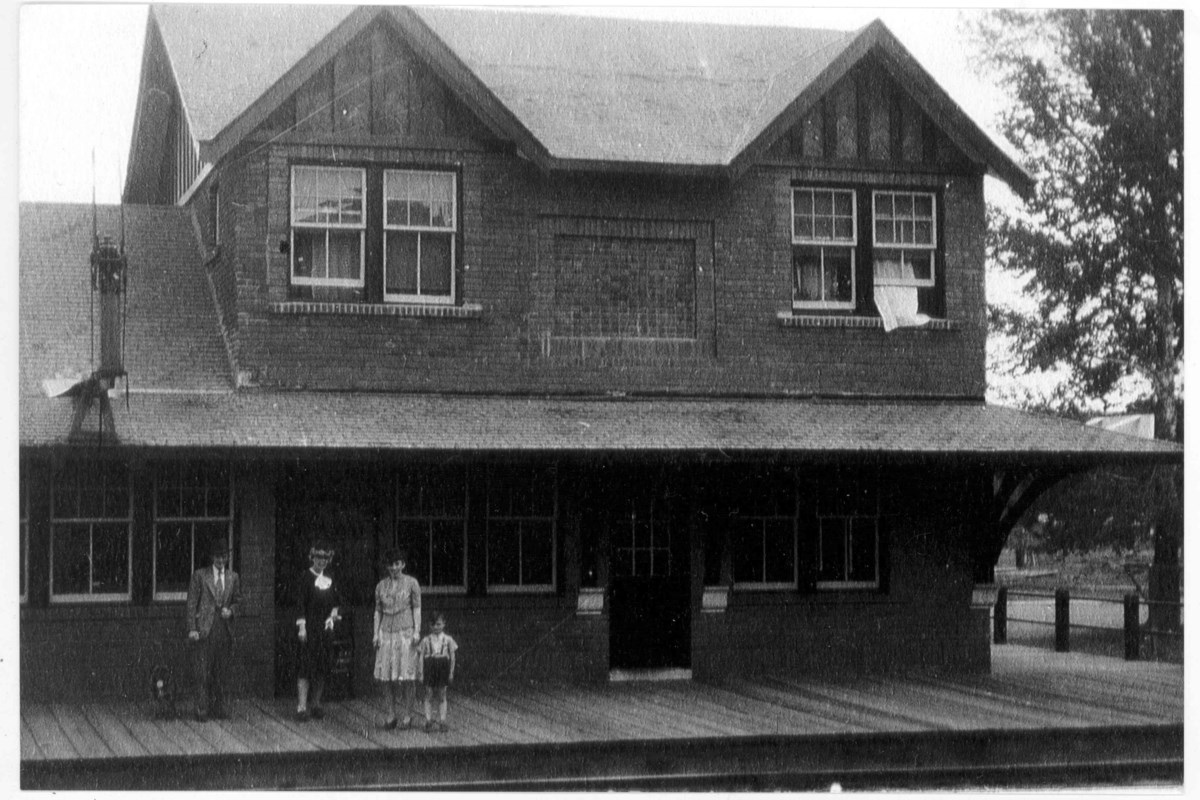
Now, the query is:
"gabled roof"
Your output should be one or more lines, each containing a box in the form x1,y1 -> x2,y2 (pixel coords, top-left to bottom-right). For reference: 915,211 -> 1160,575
19,203 -> 233,398
136,5 -> 1032,193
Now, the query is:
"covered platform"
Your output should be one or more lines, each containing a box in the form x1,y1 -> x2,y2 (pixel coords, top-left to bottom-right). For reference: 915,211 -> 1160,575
21,644 -> 1182,790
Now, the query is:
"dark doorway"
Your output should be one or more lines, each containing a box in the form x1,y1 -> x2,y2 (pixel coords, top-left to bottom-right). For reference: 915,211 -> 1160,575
604,468 -> 691,671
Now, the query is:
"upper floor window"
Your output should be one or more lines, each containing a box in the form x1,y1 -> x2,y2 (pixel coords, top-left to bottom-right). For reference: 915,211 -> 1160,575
291,166 -> 366,288
384,170 -> 457,304
289,164 -> 459,304
872,191 -> 936,287
50,460 -> 131,603
792,187 -> 857,310
153,463 -> 233,602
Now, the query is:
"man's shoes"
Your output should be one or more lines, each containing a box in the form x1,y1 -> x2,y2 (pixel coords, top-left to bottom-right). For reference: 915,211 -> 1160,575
310,707 -> 324,720
295,709 -> 311,722
194,711 -> 208,723
211,707 -> 230,720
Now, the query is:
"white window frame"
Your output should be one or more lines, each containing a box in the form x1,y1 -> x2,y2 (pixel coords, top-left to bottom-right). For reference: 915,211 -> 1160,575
813,471 -> 881,590
396,471 -> 468,595
871,190 -> 937,288
792,187 -> 857,311
383,169 -> 457,305
152,463 -> 234,602
485,467 -> 557,594
290,165 -> 366,288
50,462 -> 132,604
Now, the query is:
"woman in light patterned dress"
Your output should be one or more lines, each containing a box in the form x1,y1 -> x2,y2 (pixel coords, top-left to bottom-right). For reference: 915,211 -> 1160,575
372,547 -> 422,729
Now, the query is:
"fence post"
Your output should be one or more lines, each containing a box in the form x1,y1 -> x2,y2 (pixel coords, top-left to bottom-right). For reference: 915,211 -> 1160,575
993,587 -> 1007,644
1124,593 -> 1140,661
1054,588 -> 1070,652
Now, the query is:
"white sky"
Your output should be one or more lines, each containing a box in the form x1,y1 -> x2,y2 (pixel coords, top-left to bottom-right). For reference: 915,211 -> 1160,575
15,2 -> 1015,204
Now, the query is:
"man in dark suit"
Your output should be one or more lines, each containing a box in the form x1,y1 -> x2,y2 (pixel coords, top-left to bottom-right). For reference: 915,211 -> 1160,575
187,539 -> 241,721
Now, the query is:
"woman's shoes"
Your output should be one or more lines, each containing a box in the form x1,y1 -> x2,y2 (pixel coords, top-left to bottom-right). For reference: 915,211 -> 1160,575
381,717 -> 398,730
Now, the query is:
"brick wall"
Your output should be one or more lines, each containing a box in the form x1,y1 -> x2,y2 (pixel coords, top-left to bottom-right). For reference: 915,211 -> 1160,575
213,138 -> 988,398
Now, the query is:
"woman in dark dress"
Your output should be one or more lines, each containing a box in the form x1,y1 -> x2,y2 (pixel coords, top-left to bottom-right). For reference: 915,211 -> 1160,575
294,541 -> 341,721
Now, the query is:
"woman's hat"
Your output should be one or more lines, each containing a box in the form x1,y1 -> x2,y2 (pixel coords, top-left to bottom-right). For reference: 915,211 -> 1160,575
310,541 -> 335,558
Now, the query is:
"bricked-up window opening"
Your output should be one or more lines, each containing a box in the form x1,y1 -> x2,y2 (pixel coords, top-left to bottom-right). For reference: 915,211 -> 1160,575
50,460 -> 131,603
814,469 -> 880,589
19,469 -> 28,605
153,463 -> 233,601
395,467 -> 467,593
290,166 -> 366,288
485,465 -> 557,592
872,191 -> 937,287
613,496 -> 674,578
384,170 -> 456,304
792,188 -> 857,310
729,469 -> 798,589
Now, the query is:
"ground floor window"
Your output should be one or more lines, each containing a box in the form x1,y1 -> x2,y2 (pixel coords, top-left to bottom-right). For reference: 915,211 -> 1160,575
395,466 -> 467,592
730,470 -> 798,588
153,462 -> 233,600
485,465 -> 556,592
50,460 -> 132,602
813,468 -> 880,589
20,470 -> 29,604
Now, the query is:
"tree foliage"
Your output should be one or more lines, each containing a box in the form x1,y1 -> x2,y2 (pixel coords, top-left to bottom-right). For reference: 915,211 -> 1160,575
971,10 -> 1183,435
971,11 -> 1183,624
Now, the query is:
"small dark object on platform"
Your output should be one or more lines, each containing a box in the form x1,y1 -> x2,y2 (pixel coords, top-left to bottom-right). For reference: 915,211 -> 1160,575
149,665 -> 179,720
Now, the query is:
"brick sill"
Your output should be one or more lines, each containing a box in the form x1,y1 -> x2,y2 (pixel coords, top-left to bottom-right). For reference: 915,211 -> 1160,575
777,312 -> 958,331
270,301 -> 484,319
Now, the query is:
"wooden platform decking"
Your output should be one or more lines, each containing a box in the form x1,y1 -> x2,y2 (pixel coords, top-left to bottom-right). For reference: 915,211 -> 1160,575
21,645 -> 1183,790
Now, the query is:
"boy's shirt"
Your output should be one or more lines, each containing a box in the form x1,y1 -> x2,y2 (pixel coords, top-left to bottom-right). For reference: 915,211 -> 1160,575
419,632 -> 458,658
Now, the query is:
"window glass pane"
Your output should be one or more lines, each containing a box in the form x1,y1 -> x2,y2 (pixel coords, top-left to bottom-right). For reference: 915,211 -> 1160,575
385,197 -> 408,228
813,216 -> 833,240
420,235 -> 453,295
794,189 -> 813,217
834,217 -> 854,240
429,174 -> 455,228
834,191 -> 853,217
915,220 -> 933,245
875,219 -> 894,244
763,519 -> 795,583
908,251 -> 933,282
155,522 -> 193,595
818,518 -> 847,582
409,174 -> 432,227
875,193 -> 894,218
894,193 -> 913,217
385,231 -> 419,294
293,230 -> 320,279
914,194 -> 933,218
813,191 -> 833,217
898,219 -> 915,245
92,523 -> 129,594
794,214 -> 813,240
430,519 -> 464,586
849,518 -> 877,582
826,249 -> 854,303
633,548 -> 652,578
488,520 -> 521,585
731,517 -> 761,583
53,525 -> 92,595
328,231 -> 361,280
794,248 -> 822,302
522,522 -> 554,585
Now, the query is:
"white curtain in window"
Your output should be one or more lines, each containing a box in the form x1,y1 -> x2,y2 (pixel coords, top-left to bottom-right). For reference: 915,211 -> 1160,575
873,260 -> 931,332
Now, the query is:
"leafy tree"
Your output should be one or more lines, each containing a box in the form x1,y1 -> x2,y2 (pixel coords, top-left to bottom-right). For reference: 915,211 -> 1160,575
970,10 -> 1182,628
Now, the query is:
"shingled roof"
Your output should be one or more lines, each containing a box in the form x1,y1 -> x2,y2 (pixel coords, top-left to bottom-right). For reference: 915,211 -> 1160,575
19,202 -> 232,398
134,5 -> 1032,192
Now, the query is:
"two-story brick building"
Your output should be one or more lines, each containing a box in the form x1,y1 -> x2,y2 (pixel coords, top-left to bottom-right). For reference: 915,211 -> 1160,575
20,5 -> 1181,702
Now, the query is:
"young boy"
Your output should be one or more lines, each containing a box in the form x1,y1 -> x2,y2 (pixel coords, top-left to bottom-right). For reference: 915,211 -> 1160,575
418,613 -> 458,732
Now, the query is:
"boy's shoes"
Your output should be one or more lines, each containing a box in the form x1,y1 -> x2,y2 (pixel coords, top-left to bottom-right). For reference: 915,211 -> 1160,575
424,720 -> 435,733
310,707 -> 324,720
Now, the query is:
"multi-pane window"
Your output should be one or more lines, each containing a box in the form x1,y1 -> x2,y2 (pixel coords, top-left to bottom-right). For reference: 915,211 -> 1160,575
19,470 -> 29,604
153,463 -> 233,601
730,470 -> 797,588
395,467 -> 467,592
290,166 -> 366,287
792,188 -> 856,309
872,191 -> 936,286
485,465 -> 556,592
613,496 -> 674,578
814,470 -> 880,589
384,170 -> 457,304
50,461 -> 131,602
